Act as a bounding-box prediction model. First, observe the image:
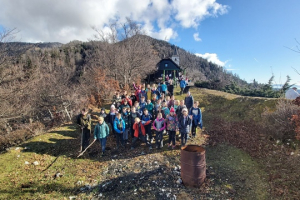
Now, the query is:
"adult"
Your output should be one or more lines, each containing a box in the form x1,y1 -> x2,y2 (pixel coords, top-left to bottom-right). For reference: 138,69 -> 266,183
184,91 -> 194,111
77,108 -> 91,152
168,79 -> 174,96
180,78 -> 186,95
285,87 -> 300,100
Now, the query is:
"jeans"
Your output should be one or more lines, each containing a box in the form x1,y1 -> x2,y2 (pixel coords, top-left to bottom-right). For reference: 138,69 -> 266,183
123,128 -> 129,140
191,120 -> 197,136
144,124 -> 152,141
168,130 -> 176,145
131,134 -> 151,148
98,137 -> 107,152
116,133 -> 124,147
156,131 -> 163,148
180,131 -> 187,146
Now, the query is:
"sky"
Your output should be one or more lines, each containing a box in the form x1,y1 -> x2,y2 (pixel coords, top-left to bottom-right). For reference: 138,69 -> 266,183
0,0 -> 299,85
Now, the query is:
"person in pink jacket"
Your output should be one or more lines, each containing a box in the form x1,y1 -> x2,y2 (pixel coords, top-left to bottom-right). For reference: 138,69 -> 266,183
152,113 -> 166,149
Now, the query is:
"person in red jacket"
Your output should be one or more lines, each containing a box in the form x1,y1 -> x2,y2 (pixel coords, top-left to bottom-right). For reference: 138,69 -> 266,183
131,117 -> 152,150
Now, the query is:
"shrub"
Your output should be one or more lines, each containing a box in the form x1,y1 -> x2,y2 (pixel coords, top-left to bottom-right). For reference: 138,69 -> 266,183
262,98 -> 300,141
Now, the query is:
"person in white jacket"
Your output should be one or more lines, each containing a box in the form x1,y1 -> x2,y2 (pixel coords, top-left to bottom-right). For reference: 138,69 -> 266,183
285,87 -> 300,100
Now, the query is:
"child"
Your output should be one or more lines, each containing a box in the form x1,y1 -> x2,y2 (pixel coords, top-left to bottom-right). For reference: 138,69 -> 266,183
157,105 -> 166,119
152,85 -> 160,100
93,116 -> 109,156
130,91 -> 137,105
165,95 -> 170,106
168,95 -> 175,108
151,93 -> 157,104
139,96 -> 147,114
133,101 -> 142,116
165,108 -> 178,149
129,106 -> 140,138
189,101 -> 203,138
119,99 -> 130,113
146,84 -> 152,101
121,107 -> 130,145
121,90 -> 127,99
152,113 -> 166,149
112,92 -> 122,109
161,81 -> 167,95
139,86 -> 147,101
126,95 -> 133,107
153,98 -> 161,120
176,100 -> 186,120
145,99 -> 154,116
141,108 -> 153,143
99,108 -> 107,122
162,102 -> 170,116
174,100 -> 179,111
133,82 -> 141,102
131,117 -> 152,150
178,108 -> 192,147
113,113 -> 125,149
108,105 -> 117,137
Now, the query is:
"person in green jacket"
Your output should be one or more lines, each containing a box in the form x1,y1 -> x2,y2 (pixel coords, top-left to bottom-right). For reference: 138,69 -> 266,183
145,99 -> 154,116
93,116 -> 110,156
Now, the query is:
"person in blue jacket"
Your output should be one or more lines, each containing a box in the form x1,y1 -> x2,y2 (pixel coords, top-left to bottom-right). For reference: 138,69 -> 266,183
161,81 -> 168,95
189,101 -> 203,138
180,78 -> 187,94
113,113 -> 126,149
93,116 -> 110,156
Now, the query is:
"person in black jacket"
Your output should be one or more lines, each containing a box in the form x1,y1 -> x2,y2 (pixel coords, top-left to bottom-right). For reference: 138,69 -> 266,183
176,100 -> 186,120
184,91 -> 194,111
76,108 -> 91,152
108,105 -> 117,137
178,108 -> 192,147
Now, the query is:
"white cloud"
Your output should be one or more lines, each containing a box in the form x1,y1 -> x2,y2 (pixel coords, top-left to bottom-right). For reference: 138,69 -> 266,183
193,33 -> 202,42
0,0 -> 229,43
172,0 -> 229,28
195,53 -> 226,66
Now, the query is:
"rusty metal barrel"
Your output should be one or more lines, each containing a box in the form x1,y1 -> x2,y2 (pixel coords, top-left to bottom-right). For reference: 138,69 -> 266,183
181,145 -> 206,187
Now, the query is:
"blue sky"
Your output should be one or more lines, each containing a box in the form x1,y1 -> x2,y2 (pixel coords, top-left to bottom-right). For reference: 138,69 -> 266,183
0,0 -> 299,85
171,0 -> 300,85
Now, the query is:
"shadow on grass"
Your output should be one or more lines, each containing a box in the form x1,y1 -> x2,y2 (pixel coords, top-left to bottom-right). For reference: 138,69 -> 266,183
0,182 -> 75,199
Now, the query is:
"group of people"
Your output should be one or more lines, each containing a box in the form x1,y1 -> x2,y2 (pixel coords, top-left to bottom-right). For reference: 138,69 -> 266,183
77,82 -> 202,157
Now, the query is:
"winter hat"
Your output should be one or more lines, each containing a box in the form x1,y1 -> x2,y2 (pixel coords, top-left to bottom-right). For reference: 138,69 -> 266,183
182,108 -> 188,113
170,107 -> 175,112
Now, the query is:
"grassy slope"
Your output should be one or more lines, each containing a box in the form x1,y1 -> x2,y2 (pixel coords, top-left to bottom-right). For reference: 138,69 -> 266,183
0,87 -> 278,199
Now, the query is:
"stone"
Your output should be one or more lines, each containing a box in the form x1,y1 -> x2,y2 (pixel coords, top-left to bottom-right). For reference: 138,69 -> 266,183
33,161 -> 39,166
176,178 -> 182,185
25,161 -> 30,165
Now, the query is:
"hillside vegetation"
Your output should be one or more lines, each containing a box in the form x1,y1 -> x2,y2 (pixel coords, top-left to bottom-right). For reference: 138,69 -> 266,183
1,87 -> 299,199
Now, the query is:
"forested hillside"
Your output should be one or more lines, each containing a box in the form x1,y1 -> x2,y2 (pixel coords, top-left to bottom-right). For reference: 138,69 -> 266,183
0,24 -> 289,148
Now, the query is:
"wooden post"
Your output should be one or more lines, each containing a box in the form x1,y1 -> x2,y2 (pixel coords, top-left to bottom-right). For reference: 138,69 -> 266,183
174,70 -> 176,86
